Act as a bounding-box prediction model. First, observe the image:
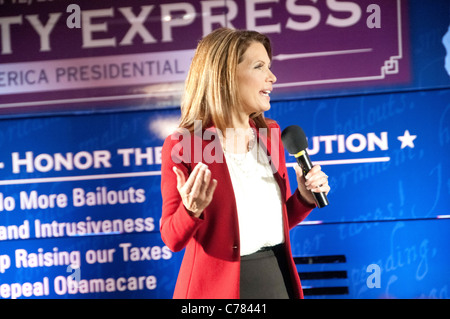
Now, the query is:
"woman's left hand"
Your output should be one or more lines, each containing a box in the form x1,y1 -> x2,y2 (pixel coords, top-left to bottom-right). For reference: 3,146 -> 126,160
294,164 -> 330,206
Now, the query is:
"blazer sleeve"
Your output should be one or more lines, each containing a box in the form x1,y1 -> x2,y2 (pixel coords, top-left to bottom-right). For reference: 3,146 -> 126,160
160,133 -> 204,252
270,121 -> 316,229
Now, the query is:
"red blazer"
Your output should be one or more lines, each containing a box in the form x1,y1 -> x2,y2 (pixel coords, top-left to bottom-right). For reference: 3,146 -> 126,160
160,120 -> 315,299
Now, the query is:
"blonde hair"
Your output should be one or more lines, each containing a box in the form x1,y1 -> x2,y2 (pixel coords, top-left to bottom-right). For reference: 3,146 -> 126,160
179,28 -> 272,134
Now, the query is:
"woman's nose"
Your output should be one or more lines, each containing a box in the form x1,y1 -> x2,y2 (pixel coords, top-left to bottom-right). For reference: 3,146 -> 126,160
268,69 -> 277,84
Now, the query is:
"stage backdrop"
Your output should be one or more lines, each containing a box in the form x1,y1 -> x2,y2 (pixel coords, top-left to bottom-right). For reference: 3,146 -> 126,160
0,0 -> 441,115
0,0 -> 449,299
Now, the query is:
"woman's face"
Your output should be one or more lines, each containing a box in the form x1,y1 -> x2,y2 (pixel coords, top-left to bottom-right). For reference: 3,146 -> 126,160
236,42 -> 277,116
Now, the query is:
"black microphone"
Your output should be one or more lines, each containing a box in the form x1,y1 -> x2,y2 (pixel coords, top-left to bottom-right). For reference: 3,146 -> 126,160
281,125 -> 329,208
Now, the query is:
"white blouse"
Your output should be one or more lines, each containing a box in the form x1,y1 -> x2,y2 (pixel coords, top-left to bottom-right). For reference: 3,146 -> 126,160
224,142 -> 285,256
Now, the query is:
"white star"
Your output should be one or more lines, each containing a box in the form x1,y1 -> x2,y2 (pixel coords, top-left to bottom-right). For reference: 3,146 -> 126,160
397,130 -> 417,149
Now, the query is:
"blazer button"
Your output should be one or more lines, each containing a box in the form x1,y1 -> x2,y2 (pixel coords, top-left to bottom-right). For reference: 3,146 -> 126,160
232,245 -> 238,250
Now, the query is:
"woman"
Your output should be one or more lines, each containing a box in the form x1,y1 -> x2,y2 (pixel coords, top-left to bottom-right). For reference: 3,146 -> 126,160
160,28 -> 330,299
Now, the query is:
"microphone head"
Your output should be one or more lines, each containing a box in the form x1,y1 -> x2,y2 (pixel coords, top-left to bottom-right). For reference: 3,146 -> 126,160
281,125 -> 308,154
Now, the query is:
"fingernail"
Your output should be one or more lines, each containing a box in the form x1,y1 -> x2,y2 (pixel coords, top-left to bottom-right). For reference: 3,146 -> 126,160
305,173 -> 311,179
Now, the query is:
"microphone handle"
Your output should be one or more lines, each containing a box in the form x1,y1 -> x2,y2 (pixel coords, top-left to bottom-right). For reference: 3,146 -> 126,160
296,151 -> 329,208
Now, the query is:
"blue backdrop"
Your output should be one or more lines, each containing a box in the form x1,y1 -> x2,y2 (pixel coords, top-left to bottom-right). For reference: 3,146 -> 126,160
0,0 -> 449,299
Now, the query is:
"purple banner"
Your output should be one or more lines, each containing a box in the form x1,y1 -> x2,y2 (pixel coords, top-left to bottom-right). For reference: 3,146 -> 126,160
0,0 -> 410,114
268,0 -> 410,94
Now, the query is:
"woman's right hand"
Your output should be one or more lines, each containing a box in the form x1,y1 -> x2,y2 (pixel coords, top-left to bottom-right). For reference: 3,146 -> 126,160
173,162 -> 218,218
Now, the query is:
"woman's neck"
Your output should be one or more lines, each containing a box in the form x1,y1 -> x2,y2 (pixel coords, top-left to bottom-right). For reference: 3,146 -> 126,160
222,113 -> 254,154
230,112 -> 251,130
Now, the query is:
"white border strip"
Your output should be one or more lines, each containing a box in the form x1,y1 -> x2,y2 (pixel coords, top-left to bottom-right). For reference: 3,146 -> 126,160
0,171 -> 161,186
1,157 -> 391,185
286,157 -> 391,167
272,48 -> 373,61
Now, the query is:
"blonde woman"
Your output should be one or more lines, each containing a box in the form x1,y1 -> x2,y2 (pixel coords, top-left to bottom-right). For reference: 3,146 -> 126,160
160,28 -> 330,299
